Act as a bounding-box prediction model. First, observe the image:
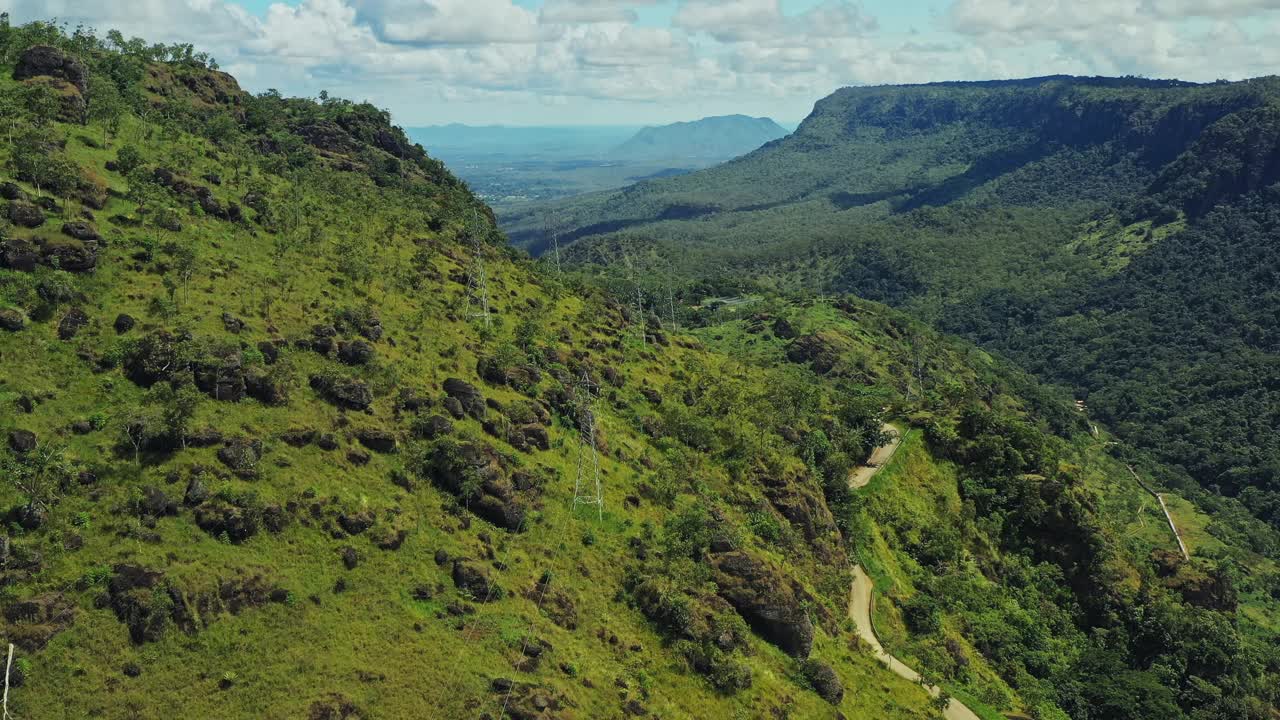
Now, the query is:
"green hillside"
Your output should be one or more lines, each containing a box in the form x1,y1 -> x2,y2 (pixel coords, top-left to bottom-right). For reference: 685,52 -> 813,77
505,75 -> 1280,543
2,22 -> 1279,720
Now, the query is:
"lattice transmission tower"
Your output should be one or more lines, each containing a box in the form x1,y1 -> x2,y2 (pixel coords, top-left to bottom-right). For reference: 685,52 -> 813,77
463,212 -> 491,328
572,370 -> 604,519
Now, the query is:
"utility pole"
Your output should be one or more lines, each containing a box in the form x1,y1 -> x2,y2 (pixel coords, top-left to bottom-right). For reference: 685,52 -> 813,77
572,370 -> 604,520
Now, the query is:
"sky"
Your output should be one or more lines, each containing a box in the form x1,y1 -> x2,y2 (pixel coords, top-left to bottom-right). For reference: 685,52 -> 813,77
9,1 -> 1280,127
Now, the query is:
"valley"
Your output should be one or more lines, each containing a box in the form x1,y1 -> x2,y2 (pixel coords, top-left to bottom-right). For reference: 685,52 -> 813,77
0,16 -> 1278,720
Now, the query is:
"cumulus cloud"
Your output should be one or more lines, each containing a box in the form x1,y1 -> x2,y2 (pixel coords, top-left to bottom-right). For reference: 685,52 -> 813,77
7,0 -> 1280,124
352,0 -> 539,45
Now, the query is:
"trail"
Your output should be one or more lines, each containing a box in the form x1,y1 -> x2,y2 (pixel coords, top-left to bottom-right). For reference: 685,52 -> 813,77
848,425 -> 981,720
1127,465 -> 1190,561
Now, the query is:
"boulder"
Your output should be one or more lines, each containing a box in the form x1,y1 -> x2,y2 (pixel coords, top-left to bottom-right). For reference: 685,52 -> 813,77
60,222 -> 101,242
0,182 -> 26,201
57,307 -> 88,340
443,378 -> 485,420
8,429 -> 37,454
1,238 -> 39,271
281,429 -> 317,447
310,374 -> 373,411
337,339 -> 374,366
13,45 -> 88,94
412,415 -> 454,440
195,354 -> 246,402
194,501 -> 259,543
139,486 -> 177,517
41,238 -> 98,272
221,312 -> 246,334
217,437 -> 263,479
184,476 -> 210,506
113,314 -> 136,334
7,201 -> 45,228
338,510 -> 375,536
710,550 -> 814,658
356,428 -> 397,453
0,308 -> 25,332
451,560 -> 500,601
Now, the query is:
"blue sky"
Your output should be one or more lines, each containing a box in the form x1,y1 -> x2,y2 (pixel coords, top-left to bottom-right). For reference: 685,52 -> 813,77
10,1 -> 1280,127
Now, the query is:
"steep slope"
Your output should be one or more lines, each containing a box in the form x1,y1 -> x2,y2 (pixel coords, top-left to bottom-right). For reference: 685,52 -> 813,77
2,23 -> 1278,720
611,115 -> 789,162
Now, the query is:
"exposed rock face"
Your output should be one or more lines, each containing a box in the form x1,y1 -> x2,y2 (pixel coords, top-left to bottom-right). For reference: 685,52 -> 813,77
57,307 -> 89,340
426,440 -> 529,531
106,565 -> 170,644
710,550 -> 814,658
1,238 -> 39,271
41,238 -> 99,272
785,333 -> 852,375
8,429 -> 37,454
310,374 -> 373,411
7,201 -> 45,228
61,222 -> 101,242
13,45 -> 88,94
451,560 -> 500,600
355,428 -> 397,453
217,437 -> 263,478
443,378 -> 485,419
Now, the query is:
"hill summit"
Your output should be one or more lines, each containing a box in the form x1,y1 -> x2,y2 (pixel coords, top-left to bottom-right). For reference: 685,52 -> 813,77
611,114 -> 789,162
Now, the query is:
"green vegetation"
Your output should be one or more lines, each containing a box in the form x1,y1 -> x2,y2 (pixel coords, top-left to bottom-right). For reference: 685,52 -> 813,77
510,74 -> 1280,544
1,21 -> 1278,720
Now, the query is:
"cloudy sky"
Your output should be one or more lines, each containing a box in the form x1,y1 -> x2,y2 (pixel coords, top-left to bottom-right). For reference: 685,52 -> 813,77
9,1 -> 1280,126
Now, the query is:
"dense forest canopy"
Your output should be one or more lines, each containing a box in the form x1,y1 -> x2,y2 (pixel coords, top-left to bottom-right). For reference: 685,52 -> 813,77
510,73 -> 1280,540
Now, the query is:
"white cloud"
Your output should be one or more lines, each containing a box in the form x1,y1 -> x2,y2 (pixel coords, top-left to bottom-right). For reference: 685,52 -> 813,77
352,0 -> 540,45
7,0 -> 1280,125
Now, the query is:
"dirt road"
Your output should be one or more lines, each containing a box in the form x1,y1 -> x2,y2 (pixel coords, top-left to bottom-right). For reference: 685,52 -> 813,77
848,425 -> 903,489
848,425 -> 981,720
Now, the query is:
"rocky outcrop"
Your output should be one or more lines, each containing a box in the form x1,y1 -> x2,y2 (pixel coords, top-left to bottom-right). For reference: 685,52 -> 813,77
310,374 -> 373,411
0,308 -> 25,332
710,550 -> 814,658
7,200 -> 45,228
57,307 -> 88,340
443,378 -> 485,419
424,439 -> 530,531
13,45 -> 88,94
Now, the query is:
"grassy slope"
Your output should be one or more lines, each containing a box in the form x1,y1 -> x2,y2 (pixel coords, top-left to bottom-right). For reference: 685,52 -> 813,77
0,58 -> 955,719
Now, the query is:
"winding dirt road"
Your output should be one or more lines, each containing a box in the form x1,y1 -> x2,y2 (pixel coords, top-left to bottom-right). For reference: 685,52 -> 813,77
848,425 -> 981,720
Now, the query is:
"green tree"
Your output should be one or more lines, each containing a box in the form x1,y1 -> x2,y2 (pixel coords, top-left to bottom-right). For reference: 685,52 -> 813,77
1,443 -> 73,517
21,82 -> 61,126
87,74 -> 126,147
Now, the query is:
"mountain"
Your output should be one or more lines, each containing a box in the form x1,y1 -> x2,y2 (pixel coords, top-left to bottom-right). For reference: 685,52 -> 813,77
2,22 -> 1278,720
610,115 -> 789,162
406,123 -> 638,158
505,75 -> 1280,539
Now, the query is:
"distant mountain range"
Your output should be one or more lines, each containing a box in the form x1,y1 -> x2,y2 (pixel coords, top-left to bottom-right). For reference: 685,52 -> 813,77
611,114 -> 790,161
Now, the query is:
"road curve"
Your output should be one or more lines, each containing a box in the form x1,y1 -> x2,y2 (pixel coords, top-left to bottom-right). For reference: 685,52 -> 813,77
849,425 -> 904,489
848,425 -> 981,720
